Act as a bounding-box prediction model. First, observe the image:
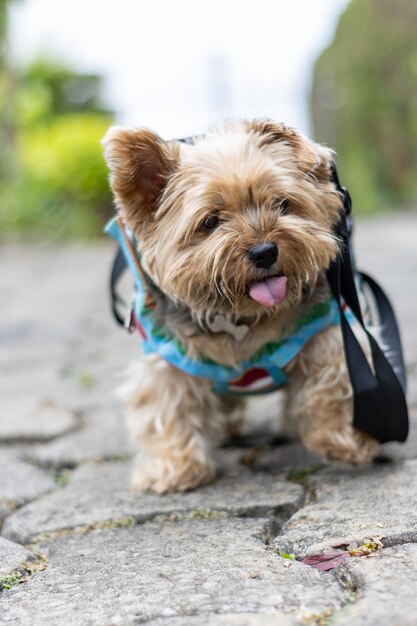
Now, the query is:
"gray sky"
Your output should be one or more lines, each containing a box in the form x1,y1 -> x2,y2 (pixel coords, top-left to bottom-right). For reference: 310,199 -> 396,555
9,0 -> 349,138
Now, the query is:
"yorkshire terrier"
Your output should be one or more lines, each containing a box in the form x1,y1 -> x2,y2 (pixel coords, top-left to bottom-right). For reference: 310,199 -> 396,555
102,119 -> 378,494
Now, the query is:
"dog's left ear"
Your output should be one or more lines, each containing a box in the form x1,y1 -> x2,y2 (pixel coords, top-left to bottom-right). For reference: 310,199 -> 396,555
102,126 -> 179,232
246,118 -> 333,183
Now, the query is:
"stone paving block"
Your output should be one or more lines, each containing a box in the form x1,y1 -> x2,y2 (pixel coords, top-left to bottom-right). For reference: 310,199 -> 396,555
236,440 -> 322,475
0,502 -> 13,520
273,459 -> 417,558
0,243 -> 136,448
0,397 -> 78,443
2,460 -> 303,544
0,448 -> 55,519
334,543 -> 417,626
0,520 -> 346,625
0,537 -> 35,578
29,403 -> 133,468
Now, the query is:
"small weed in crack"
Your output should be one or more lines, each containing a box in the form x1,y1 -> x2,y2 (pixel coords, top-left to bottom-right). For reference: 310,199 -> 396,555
286,464 -> 324,485
54,470 -> 71,488
0,573 -> 23,591
0,554 -> 48,592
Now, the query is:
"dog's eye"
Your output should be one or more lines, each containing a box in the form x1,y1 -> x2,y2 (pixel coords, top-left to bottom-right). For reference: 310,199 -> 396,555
201,214 -> 221,231
272,199 -> 289,214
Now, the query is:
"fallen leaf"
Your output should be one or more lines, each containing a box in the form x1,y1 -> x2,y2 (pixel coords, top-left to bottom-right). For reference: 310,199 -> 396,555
349,546 -> 372,557
21,561 -> 48,575
349,536 -> 384,557
302,549 -> 351,571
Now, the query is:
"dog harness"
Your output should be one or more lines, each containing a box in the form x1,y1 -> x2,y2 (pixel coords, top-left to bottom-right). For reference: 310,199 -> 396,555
105,216 -> 353,396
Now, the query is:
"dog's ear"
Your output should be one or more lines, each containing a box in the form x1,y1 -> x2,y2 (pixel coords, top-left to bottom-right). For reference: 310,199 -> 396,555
246,118 -> 333,184
102,126 -> 179,232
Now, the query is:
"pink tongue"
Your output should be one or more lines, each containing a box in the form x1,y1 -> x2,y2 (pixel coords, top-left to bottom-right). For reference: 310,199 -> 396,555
249,276 -> 287,308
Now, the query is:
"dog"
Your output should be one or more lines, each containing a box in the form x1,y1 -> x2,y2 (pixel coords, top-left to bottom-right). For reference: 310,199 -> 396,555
102,119 -> 378,494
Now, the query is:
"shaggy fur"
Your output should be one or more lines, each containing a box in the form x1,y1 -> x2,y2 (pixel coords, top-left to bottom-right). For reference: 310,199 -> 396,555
103,119 -> 378,493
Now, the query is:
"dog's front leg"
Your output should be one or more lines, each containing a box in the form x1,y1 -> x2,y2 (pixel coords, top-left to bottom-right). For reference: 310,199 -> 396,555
119,354 -> 228,493
285,325 -> 379,464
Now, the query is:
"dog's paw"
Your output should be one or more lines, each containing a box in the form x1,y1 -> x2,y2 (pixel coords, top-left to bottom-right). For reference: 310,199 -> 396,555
131,454 -> 216,494
304,427 -> 379,465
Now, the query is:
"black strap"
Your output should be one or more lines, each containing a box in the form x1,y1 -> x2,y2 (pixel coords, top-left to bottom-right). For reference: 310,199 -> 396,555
327,165 -> 408,443
109,245 -> 128,326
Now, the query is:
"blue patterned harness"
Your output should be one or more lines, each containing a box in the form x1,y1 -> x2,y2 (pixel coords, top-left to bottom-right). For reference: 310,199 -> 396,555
106,216 -> 349,396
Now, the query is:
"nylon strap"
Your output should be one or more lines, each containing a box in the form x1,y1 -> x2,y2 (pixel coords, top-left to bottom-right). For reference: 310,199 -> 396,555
110,245 -> 128,326
327,164 -> 408,443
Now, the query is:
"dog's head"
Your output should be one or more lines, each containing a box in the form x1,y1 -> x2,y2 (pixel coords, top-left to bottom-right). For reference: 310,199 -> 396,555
102,119 -> 342,316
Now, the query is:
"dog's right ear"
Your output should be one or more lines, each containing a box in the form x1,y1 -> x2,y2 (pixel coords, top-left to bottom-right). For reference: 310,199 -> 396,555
246,118 -> 334,184
102,126 -> 179,232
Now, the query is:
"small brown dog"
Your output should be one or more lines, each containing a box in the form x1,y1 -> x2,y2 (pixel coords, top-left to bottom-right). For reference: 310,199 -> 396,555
102,119 -> 378,494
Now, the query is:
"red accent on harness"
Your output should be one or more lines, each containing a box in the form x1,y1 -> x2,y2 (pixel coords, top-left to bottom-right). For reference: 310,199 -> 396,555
229,367 -> 271,388
135,317 -> 147,340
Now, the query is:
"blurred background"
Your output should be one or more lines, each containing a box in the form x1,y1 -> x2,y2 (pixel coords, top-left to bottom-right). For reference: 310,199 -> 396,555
0,0 -> 416,240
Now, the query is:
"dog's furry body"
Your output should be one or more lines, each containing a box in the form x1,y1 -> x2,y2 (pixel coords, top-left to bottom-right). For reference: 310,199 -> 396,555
103,119 -> 378,493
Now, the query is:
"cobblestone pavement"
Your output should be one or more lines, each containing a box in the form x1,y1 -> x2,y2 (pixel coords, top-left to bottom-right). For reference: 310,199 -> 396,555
1,213 -> 417,626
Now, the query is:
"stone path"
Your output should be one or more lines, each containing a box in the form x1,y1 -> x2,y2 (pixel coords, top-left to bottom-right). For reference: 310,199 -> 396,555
1,213 -> 417,626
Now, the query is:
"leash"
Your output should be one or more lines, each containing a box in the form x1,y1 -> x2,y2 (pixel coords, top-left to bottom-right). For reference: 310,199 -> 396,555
106,162 -> 409,444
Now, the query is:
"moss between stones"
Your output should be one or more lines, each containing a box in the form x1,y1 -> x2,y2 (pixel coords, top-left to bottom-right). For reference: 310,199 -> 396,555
286,465 -> 324,485
29,509 -> 229,545
153,509 -> 226,523
107,453 -> 133,463
78,371 -> 95,388
54,470 -> 71,488
32,516 -> 136,544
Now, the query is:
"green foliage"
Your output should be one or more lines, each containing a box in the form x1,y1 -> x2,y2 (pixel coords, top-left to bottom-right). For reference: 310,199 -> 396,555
21,114 -> 110,201
0,1 -> 22,179
17,58 -> 110,123
311,0 -> 417,213
0,113 -> 113,238
0,56 -> 114,239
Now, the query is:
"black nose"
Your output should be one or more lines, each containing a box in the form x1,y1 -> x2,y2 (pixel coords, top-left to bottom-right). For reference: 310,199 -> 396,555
247,242 -> 278,269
